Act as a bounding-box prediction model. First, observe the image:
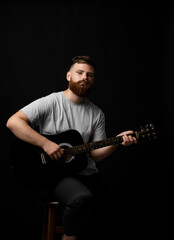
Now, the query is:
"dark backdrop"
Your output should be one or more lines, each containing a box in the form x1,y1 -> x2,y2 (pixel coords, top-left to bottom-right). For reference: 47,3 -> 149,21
1,1 -> 172,239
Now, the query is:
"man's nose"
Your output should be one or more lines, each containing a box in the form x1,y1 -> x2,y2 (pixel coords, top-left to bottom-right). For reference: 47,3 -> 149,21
82,73 -> 88,80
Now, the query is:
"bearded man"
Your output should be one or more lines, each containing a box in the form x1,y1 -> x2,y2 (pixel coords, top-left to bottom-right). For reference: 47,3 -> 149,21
6,56 -> 137,240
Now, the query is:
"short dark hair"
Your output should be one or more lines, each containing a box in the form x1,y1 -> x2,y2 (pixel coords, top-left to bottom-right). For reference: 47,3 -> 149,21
69,56 -> 95,70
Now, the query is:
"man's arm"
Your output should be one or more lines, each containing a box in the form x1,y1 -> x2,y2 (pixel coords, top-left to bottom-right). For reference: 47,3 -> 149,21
90,130 -> 137,162
6,110 -> 64,160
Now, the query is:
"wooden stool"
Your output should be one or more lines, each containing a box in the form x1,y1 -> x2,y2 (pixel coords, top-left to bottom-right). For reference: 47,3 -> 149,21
42,201 -> 63,240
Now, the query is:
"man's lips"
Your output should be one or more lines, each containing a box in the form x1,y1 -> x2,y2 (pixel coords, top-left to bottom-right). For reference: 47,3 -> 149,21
79,80 -> 88,86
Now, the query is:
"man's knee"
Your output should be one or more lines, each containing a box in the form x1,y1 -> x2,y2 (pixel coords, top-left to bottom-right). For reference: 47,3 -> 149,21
67,191 -> 93,211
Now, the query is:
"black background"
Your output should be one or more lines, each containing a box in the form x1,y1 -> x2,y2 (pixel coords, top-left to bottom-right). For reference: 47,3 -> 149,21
1,1 -> 173,239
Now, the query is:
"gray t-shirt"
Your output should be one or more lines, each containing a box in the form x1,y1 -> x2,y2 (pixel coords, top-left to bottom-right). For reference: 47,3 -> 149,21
21,91 -> 106,175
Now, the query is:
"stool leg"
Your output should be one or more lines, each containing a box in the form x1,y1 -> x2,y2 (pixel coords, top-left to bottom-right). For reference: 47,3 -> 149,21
42,204 -> 56,240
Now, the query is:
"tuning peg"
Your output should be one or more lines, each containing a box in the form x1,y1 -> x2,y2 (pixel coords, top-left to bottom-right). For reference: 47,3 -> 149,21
150,123 -> 154,129
148,134 -> 152,140
141,126 -> 145,132
153,132 -> 157,140
145,124 -> 149,130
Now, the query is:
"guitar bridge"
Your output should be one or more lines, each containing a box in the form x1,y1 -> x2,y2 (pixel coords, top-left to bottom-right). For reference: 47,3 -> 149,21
40,153 -> 46,164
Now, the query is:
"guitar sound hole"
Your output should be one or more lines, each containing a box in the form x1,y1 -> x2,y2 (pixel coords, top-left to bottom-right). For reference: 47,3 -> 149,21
59,142 -> 75,164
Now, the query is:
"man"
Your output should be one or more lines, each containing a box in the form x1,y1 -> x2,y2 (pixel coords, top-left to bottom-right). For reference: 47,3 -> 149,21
6,56 -> 137,240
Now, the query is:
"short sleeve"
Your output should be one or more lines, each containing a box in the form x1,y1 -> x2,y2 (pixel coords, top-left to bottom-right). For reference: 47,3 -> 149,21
20,96 -> 52,128
91,110 -> 106,142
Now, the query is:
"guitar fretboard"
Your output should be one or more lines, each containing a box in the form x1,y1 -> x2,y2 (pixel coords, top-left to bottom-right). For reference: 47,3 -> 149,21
65,135 -> 124,156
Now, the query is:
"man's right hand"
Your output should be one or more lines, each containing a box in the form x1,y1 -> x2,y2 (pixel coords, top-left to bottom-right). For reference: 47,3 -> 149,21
42,139 -> 64,160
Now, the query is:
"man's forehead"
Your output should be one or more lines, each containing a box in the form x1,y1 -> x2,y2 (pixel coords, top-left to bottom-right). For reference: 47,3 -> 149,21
72,63 -> 94,72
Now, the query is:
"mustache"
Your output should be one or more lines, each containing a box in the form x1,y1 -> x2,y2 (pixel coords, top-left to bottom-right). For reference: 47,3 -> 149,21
78,79 -> 89,85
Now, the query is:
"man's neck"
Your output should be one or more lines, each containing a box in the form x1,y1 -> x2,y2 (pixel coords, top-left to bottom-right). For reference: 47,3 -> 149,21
63,89 -> 84,104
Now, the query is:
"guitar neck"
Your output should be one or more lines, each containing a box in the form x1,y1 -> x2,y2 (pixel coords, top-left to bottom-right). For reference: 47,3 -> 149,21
65,135 -> 124,156
62,124 -> 155,157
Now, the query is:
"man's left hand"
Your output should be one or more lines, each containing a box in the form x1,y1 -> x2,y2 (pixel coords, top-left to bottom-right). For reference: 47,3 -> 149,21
117,130 -> 137,146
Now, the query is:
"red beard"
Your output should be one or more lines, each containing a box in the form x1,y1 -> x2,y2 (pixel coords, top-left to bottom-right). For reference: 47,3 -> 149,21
69,78 -> 93,97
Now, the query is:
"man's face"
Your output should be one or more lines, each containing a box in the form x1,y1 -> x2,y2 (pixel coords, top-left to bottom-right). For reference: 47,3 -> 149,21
67,63 -> 94,97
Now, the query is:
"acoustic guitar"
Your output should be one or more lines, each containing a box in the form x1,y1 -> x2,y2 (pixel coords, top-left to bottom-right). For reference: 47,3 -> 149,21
10,124 -> 155,189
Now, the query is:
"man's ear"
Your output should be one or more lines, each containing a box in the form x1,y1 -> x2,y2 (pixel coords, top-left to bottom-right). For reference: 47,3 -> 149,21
66,71 -> 71,82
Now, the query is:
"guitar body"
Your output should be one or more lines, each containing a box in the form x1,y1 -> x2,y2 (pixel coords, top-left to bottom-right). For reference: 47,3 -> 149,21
11,130 -> 88,190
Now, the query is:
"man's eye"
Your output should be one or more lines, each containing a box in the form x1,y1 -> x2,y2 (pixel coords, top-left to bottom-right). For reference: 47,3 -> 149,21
77,71 -> 82,74
87,74 -> 93,77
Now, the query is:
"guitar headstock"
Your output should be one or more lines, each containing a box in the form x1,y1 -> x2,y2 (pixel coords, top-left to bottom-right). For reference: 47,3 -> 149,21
135,124 -> 156,142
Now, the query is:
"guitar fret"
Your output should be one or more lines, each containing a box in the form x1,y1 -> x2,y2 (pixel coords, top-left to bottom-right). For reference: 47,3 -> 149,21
87,143 -> 93,151
111,137 -> 116,145
77,146 -> 81,154
84,143 -> 90,152
72,146 -> 78,155
94,142 -> 98,149
116,136 -> 123,144
107,139 -> 112,145
79,145 -> 84,153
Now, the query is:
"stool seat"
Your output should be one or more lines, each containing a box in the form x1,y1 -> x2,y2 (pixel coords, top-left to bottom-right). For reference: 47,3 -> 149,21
42,201 -> 63,240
